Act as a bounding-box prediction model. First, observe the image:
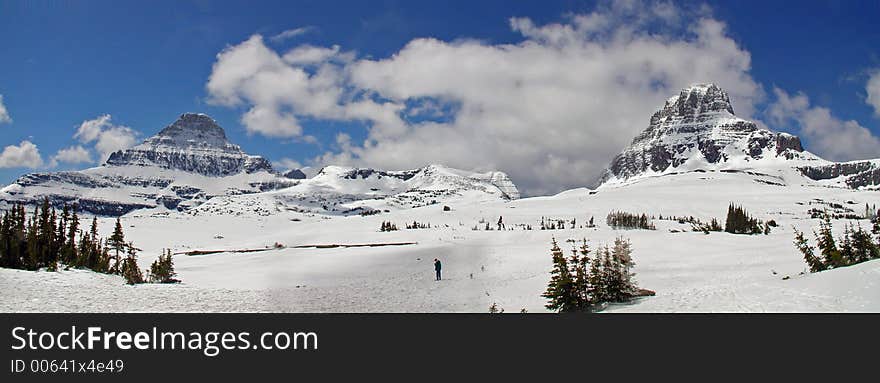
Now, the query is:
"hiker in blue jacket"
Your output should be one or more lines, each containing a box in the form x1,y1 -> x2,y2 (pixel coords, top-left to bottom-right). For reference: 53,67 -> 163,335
434,258 -> 442,281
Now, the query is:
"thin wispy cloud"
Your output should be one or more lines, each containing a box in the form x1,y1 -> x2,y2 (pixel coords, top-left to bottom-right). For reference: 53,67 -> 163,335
866,69 -> 880,117
270,26 -> 314,42
0,94 -> 11,124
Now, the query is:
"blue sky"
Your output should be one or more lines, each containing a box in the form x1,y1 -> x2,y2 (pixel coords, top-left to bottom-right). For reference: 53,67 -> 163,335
1,0 -> 879,195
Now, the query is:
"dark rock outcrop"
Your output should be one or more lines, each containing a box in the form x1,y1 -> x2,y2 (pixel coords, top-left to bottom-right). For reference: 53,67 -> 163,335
283,169 -> 307,179
798,161 -> 880,189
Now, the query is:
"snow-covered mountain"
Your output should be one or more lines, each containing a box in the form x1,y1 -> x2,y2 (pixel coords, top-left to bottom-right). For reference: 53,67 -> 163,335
0,113 -> 519,216
105,113 -> 274,176
0,114 -> 298,215
188,164 -> 520,217
595,84 -> 880,190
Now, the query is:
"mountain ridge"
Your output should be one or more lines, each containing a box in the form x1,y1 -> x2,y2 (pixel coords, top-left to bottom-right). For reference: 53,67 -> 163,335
594,83 -> 879,190
0,114 -> 519,216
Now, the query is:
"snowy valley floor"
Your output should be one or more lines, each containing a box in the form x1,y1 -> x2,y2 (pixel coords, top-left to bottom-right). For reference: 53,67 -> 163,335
2,171 -> 880,312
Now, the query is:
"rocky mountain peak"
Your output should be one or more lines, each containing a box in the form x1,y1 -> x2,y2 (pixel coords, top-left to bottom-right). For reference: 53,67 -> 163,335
654,83 -> 734,122
596,83 -> 806,186
105,113 -> 274,176
148,113 -> 233,150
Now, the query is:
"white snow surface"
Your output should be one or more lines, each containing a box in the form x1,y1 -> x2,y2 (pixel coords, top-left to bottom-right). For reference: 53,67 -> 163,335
3,169 -> 879,312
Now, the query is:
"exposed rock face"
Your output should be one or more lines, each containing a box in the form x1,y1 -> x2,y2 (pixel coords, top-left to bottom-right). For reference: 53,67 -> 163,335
597,84 -> 806,186
283,169 -> 307,179
106,113 -> 274,176
798,161 -> 880,189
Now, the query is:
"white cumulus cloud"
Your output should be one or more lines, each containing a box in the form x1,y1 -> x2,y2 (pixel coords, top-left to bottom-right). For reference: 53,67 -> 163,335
207,0 -> 765,196
49,145 -> 93,168
768,87 -> 880,161
0,140 -> 43,169
206,34 -> 403,139
74,114 -> 140,162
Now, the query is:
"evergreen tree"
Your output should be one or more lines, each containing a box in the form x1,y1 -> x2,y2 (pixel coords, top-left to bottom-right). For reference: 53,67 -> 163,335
587,245 -> 610,304
108,217 -> 126,274
849,224 -> 878,264
120,242 -> 144,284
610,236 -> 636,300
839,224 -> 854,265
567,240 -> 591,310
55,204 -> 68,267
149,249 -> 179,283
25,209 -> 39,270
63,204 -> 79,265
725,203 -> 763,234
814,214 -> 842,268
793,228 -> 825,272
542,238 -> 578,312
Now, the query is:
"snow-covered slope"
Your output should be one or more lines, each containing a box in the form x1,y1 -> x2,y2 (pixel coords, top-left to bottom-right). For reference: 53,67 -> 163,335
3,95 -> 879,313
188,164 -> 520,217
0,113 -> 519,216
5,167 -> 877,313
595,84 -> 879,190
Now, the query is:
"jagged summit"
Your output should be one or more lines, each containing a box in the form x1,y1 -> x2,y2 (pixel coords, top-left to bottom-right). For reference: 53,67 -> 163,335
105,113 -> 274,176
596,83 -> 809,187
152,113 -> 231,149
661,83 -> 735,117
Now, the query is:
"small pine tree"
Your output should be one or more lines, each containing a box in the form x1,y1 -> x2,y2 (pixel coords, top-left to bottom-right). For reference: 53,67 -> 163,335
814,214 -> 842,268
793,228 -> 825,272
587,246 -> 609,304
108,217 -> 126,274
149,249 -> 179,283
542,238 -> 577,312
120,243 -> 144,285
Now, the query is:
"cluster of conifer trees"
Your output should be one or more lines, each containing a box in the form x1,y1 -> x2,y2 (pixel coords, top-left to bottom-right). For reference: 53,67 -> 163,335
606,211 -> 655,230
692,217 -> 724,233
793,214 -> 880,273
542,237 -> 640,312
379,221 -> 399,231
405,221 -> 431,229
0,198 -> 177,285
538,216 -> 595,230
724,204 -> 767,235
0,199 -> 114,272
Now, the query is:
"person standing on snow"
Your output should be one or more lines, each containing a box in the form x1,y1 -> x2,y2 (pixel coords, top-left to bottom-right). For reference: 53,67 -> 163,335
434,258 -> 442,281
